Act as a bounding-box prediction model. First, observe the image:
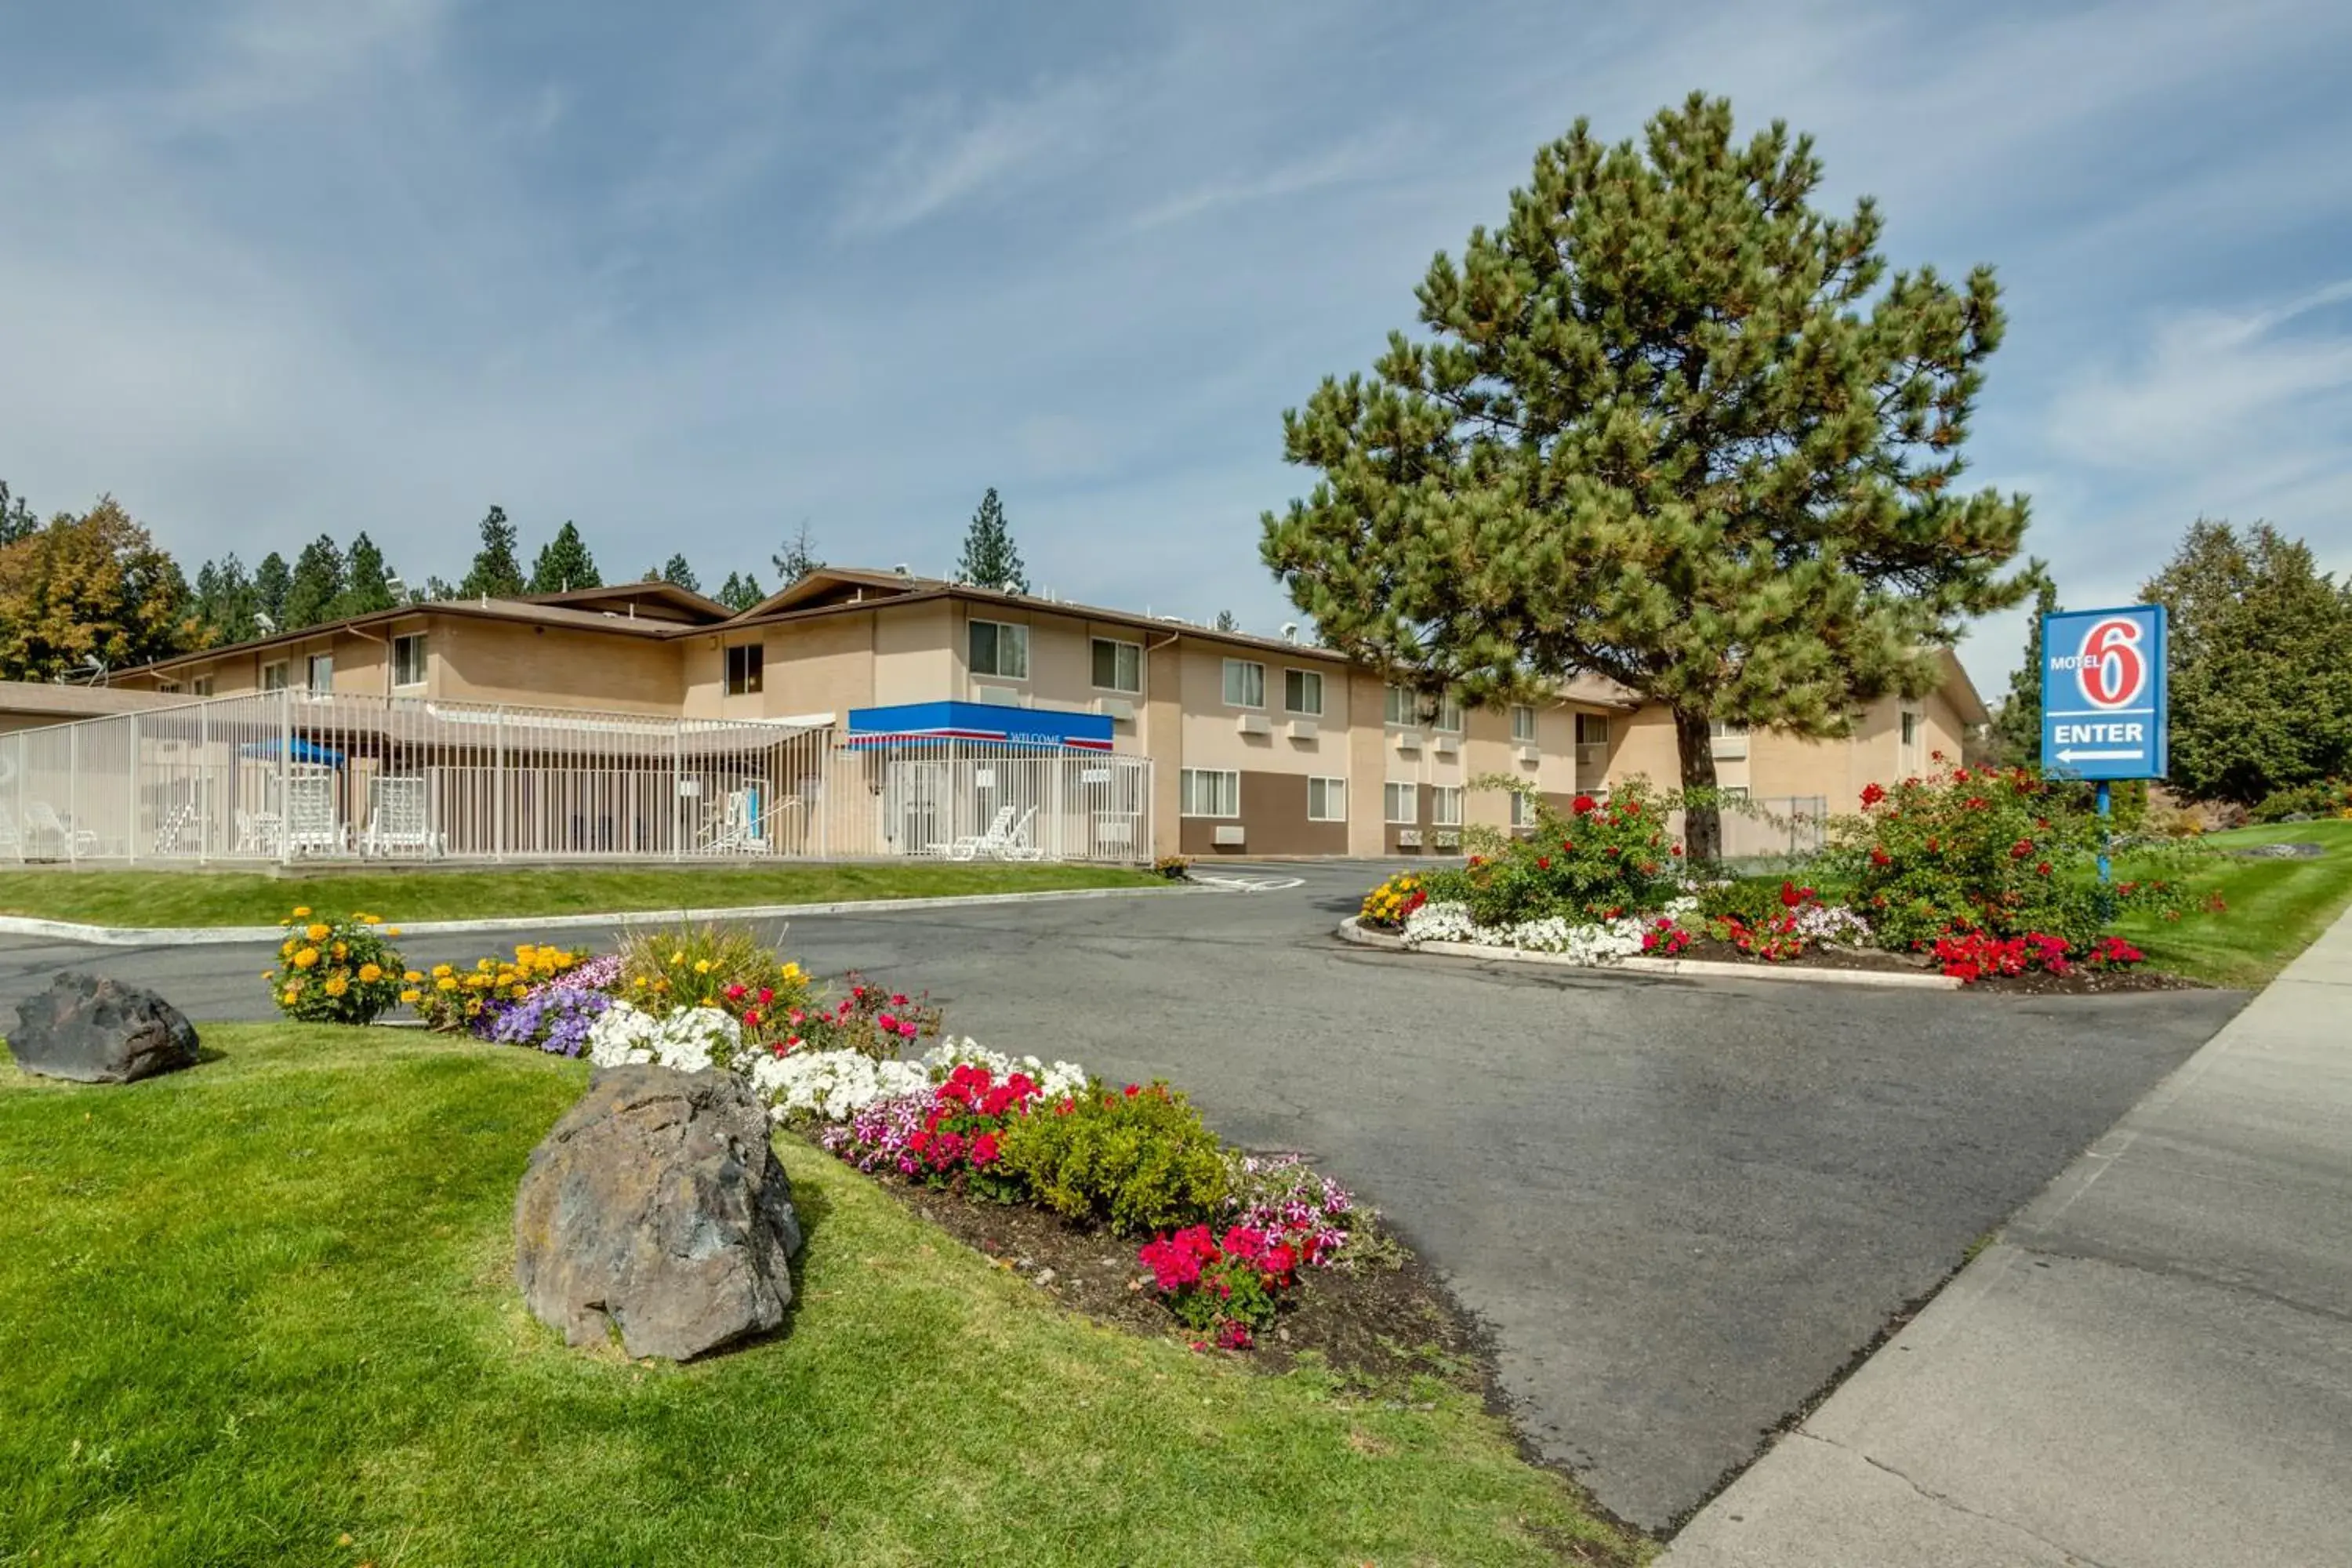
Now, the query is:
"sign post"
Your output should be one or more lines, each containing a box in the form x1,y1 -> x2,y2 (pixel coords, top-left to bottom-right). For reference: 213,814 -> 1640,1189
2039,604 -> 2169,884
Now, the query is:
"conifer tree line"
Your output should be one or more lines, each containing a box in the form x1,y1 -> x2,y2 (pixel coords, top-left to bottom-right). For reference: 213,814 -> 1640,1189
0,486 -> 817,678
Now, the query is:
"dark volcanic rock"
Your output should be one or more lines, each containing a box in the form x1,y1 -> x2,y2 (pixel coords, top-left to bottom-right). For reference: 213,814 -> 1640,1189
5,972 -> 200,1083
514,1064 -> 803,1361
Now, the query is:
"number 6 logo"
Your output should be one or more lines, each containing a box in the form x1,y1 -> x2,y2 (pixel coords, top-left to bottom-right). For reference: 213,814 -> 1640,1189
2077,618 -> 2145,709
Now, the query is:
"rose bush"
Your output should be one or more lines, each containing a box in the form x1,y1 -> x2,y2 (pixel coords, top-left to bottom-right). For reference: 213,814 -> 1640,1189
267,909 -> 407,1025
1425,777 -> 1685,929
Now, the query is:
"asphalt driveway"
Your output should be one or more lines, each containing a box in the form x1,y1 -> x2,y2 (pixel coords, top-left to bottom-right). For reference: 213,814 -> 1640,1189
0,865 -> 2245,1530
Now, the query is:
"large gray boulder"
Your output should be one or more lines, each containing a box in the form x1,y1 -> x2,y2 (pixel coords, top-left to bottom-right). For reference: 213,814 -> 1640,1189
515,1065 -> 803,1361
6,972 -> 200,1083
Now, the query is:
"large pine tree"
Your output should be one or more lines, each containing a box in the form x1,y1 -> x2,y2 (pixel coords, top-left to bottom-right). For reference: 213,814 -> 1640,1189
281,535 -> 347,629
194,554 -> 262,646
253,552 -> 292,627
956,488 -> 1029,593
771,521 -> 822,586
1260,94 -> 2037,858
1988,580 -> 2060,766
659,554 -> 700,593
459,505 -> 527,599
717,570 -> 764,612
335,532 -> 398,618
0,479 -> 36,546
529,521 -> 602,593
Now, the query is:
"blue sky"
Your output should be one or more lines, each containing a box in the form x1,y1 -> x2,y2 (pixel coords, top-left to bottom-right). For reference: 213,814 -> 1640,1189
3,0 -> 2348,690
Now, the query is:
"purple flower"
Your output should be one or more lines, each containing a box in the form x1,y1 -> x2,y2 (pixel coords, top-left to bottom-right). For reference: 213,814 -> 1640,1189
483,985 -> 612,1057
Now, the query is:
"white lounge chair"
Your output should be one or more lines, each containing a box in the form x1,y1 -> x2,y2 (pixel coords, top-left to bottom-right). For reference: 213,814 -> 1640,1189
24,801 -> 99,859
235,808 -> 285,857
697,788 -> 782,855
282,767 -> 348,855
945,804 -> 1016,860
998,805 -> 1046,862
154,790 -> 203,856
363,775 -> 441,858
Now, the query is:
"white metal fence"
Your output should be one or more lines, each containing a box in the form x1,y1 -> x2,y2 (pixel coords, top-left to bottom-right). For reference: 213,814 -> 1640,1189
0,691 -> 1153,866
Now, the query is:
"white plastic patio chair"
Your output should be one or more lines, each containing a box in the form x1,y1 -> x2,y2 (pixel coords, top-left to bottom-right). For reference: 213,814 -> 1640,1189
282,767 -> 348,855
24,801 -> 98,858
945,804 -> 1016,861
363,775 -> 441,858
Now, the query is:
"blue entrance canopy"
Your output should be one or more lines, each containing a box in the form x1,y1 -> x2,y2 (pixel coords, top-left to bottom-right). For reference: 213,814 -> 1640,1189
238,738 -> 347,768
846,700 -> 1114,752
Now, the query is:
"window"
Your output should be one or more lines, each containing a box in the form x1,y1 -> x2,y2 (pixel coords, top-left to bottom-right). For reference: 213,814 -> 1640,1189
724,642 -> 764,696
392,633 -> 427,688
1384,781 -> 1419,824
1511,705 -> 1537,743
191,676 -> 214,697
968,619 -> 1029,679
1900,710 -> 1921,746
1091,637 -> 1141,693
306,653 -> 333,693
1509,791 -> 1537,829
156,681 -> 180,695
1384,684 -> 1414,725
1307,777 -> 1346,821
1575,713 -> 1611,747
261,661 -> 289,692
1222,659 -> 1265,708
1283,668 -> 1323,715
1433,692 -> 1465,732
1432,786 -> 1464,826
1179,768 -> 1240,818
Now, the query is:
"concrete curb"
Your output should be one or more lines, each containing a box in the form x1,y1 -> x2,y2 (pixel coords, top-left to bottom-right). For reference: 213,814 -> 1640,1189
1335,916 -> 1964,991
0,883 -> 1196,949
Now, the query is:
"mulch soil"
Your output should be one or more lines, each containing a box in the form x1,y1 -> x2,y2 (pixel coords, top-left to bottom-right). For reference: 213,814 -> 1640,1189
1671,937 -> 2205,994
853,1160 -> 1493,1391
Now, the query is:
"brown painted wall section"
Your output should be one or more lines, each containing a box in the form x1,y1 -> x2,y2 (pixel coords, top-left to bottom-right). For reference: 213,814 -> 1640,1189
1178,768 -> 1350,856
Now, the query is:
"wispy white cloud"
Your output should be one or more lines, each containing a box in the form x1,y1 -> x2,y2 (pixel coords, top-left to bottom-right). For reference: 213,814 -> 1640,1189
834,76 -> 1112,238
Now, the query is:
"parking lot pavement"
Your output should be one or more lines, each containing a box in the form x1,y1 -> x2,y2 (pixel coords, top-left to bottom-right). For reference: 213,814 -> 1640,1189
0,862 -> 2247,1529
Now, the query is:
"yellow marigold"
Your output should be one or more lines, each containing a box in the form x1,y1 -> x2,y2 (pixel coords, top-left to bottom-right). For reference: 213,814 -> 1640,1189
404,971 -> 423,983
670,950 -> 685,965
385,927 -> 401,937
694,958 -> 713,975
294,948 -> 321,969
307,924 -> 330,942
780,961 -> 804,979
280,940 -> 296,957
436,976 -> 458,993
399,989 -> 422,1004
292,906 -> 312,917
324,975 -> 349,998
431,963 -> 453,978
358,963 -> 383,983
332,942 -> 348,960
510,983 -> 528,999
361,914 -> 382,925
476,958 -> 495,972
282,986 -> 301,1004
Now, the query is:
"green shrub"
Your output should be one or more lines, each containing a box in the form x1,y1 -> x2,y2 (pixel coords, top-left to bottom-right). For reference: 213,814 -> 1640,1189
2249,778 -> 2352,823
1446,775 -> 1684,927
267,909 -> 408,1025
1695,875 -> 1799,927
995,1081 -> 1229,1235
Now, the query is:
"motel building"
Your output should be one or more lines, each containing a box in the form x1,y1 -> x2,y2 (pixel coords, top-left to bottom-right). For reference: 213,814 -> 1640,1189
0,568 -> 1985,866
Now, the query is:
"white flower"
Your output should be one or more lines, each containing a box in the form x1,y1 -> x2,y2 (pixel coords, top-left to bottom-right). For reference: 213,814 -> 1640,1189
1401,898 -> 1697,964
585,1000 -> 740,1073
748,1048 -> 931,1123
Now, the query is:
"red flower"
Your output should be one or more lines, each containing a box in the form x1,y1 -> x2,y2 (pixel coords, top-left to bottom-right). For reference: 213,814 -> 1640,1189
1780,880 -> 1802,909
757,987 -> 774,1005
971,1133 -> 1000,1165
1571,794 -> 1597,815
724,984 -> 748,1002
743,1008 -> 761,1026
2009,839 -> 2033,858
1860,782 -> 1887,807
891,993 -> 909,1007
2036,861 -> 2053,877
1123,1083 -> 1141,1098
1869,846 -> 1891,867
1537,856 -> 1552,870
1671,844 -> 1684,857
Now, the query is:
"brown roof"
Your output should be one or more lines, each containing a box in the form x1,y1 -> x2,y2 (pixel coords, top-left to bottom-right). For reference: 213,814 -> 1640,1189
114,594 -> 682,679
0,681 -> 193,720
522,581 -> 733,623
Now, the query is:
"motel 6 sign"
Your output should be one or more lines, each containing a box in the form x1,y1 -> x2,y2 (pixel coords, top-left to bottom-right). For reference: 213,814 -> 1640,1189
2040,604 -> 2169,782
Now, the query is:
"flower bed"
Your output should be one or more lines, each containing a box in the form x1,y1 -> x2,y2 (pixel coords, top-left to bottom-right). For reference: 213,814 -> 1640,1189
1354,763 -> 2223,989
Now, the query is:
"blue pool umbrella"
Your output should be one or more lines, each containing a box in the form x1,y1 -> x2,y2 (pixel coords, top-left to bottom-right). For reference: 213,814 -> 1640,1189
238,738 -> 347,768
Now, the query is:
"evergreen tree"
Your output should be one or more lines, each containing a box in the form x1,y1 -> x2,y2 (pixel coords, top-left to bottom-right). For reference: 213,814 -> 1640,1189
1214,609 -> 1240,632
281,535 -> 347,628
717,571 -> 764,612
254,551 -> 292,627
659,554 -> 701,593
1988,580 -> 2061,766
193,554 -> 262,646
771,521 -> 822,585
0,479 -> 36,546
420,575 -> 456,604
528,520 -> 602,593
458,504 -> 526,599
0,497 -> 201,680
955,488 -> 1028,593
1259,93 -> 2036,858
2140,520 -> 2352,806
334,532 -> 397,618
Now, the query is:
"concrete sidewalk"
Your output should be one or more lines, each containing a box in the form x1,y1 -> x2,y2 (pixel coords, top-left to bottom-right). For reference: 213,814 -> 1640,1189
1664,906 -> 2352,1568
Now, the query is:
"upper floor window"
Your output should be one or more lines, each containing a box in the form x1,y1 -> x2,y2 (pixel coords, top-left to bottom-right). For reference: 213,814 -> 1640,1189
1091,637 -> 1142,693
1222,659 -> 1265,709
392,633 -> 427,688
1433,692 -> 1465,732
1384,684 -> 1415,725
191,676 -> 214,697
969,619 -> 1029,679
1511,704 -> 1537,743
1575,713 -> 1611,747
1283,668 -> 1323,715
306,653 -> 333,693
261,661 -> 289,692
725,643 -> 764,696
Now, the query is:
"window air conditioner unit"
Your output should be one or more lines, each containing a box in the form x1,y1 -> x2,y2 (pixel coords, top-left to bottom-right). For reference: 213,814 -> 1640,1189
1094,695 -> 1135,721
1432,735 -> 1460,757
973,684 -> 1025,707
1434,829 -> 1461,849
1286,719 -> 1318,741
1212,824 -> 1246,847
1516,743 -> 1541,764
1398,829 -> 1423,847
1392,731 -> 1421,753
1236,713 -> 1272,735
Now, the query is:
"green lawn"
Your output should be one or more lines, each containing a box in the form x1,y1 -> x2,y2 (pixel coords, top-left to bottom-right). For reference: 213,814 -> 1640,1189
2110,818 -> 2352,989
0,862 -> 1161,929
0,1027 -> 1639,1567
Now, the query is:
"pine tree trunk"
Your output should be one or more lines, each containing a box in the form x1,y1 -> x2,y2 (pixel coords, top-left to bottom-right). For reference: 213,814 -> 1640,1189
1673,706 -> 1723,863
